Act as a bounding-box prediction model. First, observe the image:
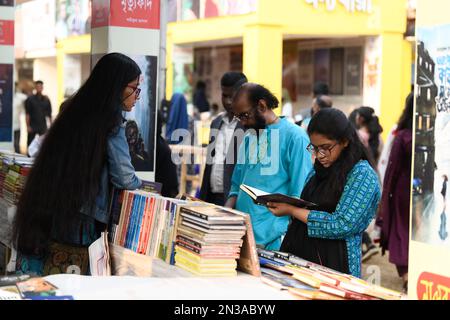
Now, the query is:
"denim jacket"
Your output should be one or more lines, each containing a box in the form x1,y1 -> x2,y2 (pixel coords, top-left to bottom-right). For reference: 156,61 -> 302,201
80,123 -> 142,224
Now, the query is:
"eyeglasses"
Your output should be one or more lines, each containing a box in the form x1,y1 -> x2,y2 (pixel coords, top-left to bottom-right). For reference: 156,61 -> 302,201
234,109 -> 254,121
127,85 -> 141,98
306,143 -> 338,157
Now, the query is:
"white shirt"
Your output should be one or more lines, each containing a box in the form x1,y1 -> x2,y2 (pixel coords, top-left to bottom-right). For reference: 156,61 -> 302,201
13,92 -> 27,131
210,115 -> 238,194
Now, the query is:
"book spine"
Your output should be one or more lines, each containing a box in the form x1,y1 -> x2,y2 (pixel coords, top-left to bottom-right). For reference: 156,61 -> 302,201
158,199 -> 169,260
176,234 -> 204,249
134,194 -> 146,252
258,251 -> 276,261
125,193 -> 138,249
149,197 -> 159,256
137,196 -> 150,254
164,202 -> 177,264
130,194 -> 141,252
153,199 -> 165,257
176,240 -> 201,254
119,192 -> 134,246
131,195 -> 141,252
180,207 -> 209,221
144,196 -> 155,255
155,199 -> 167,258
169,205 -> 183,265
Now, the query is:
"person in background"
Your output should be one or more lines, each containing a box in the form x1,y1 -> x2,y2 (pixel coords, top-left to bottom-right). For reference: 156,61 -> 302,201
268,108 -> 381,278
199,72 -> 247,206
193,80 -> 210,114
25,80 -> 52,148
349,106 -> 383,164
13,82 -> 28,154
12,53 -> 143,276
225,83 -> 312,250
156,110 -> 179,198
281,88 -> 294,121
349,106 -> 384,261
210,103 -> 220,119
300,82 -> 329,130
311,95 -> 333,117
165,93 -> 189,144
378,93 -> 413,292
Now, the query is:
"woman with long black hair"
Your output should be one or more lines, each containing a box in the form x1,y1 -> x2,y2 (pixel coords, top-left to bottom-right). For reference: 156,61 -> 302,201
267,108 -> 381,278
12,53 -> 143,275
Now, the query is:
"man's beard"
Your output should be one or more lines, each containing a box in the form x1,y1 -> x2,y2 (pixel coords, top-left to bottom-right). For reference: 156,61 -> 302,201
245,110 -> 267,132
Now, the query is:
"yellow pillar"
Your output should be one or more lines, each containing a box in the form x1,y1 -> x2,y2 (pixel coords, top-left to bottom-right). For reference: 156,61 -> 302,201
379,33 -> 412,140
243,24 -> 283,115
165,32 -> 174,100
55,35 -> 91,110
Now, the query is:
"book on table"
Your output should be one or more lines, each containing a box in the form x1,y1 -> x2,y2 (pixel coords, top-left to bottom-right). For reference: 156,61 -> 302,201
239,184 -> 317,208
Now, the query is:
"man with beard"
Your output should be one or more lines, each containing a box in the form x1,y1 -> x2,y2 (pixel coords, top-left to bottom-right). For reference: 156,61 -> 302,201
225,83 -> 313,250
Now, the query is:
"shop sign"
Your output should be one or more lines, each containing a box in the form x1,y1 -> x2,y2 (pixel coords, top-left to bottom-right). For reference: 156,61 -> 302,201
305,0 -> 373,14
110,0 -> 160,29
0,20 -> 14,45
417,272 -> 450,300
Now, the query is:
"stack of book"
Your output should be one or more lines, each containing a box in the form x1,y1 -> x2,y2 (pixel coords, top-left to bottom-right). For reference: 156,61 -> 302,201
109,190 -> 213,265
0,152 -> 33,206
258,249 -> 406,300
174,206 -> 247,277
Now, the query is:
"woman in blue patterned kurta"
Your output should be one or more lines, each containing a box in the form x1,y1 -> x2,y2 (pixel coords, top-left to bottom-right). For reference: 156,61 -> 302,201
268,109 -> 381,278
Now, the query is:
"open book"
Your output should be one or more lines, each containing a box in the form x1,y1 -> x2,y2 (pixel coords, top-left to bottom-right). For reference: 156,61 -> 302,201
240,184 -> 317,209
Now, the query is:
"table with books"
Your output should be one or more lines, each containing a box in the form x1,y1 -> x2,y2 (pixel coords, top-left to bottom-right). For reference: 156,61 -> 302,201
40,271 -> 295,300
0,150 -> 406,300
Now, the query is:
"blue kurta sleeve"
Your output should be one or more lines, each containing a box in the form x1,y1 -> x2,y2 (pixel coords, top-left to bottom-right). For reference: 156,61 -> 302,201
306,162 -> 381,240
286,130 -> 313,197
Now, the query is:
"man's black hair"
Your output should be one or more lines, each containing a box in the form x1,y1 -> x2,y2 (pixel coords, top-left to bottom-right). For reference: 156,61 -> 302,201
313,82 -> 329,97
35,80 -> 44,85
237,83 -> 279,110
221,72 -> 248,89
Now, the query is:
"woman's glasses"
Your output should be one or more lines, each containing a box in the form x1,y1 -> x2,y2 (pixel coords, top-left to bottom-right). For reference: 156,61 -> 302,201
306,143 -> 338,157
127,85 -> 141,98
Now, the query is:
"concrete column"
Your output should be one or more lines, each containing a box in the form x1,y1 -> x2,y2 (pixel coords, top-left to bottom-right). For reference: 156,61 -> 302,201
90,0 -> 162,181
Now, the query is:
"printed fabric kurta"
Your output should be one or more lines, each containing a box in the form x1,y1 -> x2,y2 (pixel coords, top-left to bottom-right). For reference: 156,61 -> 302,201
306,160 -> 381,277
229,117 -> 312,250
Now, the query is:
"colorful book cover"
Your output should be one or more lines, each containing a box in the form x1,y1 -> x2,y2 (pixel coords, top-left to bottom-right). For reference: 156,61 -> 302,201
16,278 -> 58,299
140,180 -> 162,194
132,194 -> 146,252
119,191 -> 134,246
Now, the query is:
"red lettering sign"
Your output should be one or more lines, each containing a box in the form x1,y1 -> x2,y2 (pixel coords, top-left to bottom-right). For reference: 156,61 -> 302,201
92,0 -> 110,29
0,20 -> 14,45
417,272 -> 450,300
110,0 -> 160,30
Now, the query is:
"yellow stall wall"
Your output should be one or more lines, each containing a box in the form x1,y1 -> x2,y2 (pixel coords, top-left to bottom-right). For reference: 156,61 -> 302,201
167,0 -> 411,134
